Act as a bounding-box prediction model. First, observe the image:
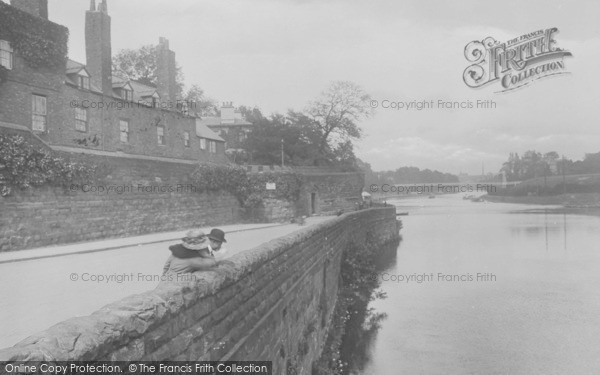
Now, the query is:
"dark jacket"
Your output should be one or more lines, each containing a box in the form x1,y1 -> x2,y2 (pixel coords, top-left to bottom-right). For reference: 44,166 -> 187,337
169,244 -> 211,259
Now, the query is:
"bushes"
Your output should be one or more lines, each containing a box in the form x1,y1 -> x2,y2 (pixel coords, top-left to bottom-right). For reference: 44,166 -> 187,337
190,164 -> 303,208
0,133 -> 304,209
0,134 -> 97,196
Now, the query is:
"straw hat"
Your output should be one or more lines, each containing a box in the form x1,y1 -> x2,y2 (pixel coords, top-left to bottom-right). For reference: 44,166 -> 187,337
181,229 -> 209,250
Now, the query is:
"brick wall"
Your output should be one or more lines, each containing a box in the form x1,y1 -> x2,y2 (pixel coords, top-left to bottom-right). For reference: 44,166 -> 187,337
0,153 -> 242,252
0,207 -> 400,375
299,170 -> 365,215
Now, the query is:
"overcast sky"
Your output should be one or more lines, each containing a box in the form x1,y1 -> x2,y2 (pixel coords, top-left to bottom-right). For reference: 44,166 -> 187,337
44,0 -> 600,175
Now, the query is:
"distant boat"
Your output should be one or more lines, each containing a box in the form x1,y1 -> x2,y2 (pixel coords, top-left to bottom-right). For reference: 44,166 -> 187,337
396,212 -> 409,216
463,194 -> 475,200
428,195 -> 436,199
470,196 -> 484,202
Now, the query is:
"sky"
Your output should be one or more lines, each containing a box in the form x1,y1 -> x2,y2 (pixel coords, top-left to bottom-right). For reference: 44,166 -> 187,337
39,0 -> 600,174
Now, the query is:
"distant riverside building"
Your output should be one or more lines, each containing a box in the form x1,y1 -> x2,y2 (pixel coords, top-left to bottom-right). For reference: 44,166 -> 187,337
197,102 -> 254,151
0,0 -> 226,163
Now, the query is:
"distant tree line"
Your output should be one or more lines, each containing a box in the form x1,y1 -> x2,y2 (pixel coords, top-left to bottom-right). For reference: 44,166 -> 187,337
358,160 -> 459,186
500,150 -> 600,181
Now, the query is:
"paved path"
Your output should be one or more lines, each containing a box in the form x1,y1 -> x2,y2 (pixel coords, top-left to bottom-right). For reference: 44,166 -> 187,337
0,218 -> 331,349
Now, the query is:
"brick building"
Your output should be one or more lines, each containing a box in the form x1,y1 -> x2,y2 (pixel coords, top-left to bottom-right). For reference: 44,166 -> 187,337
0,0 -> 226,164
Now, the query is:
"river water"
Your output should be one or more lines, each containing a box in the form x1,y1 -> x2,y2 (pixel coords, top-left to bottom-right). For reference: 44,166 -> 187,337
358,194 -> 600,374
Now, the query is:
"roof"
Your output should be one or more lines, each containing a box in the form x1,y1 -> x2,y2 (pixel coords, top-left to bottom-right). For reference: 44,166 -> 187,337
195,118 -> 225,142
66,59 -> 86,74
111,76 -> 131,89
129,80 -> 159,98
199,116 -> 253,127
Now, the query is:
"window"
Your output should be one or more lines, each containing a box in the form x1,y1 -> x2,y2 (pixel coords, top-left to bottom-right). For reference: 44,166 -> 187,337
181,100 -> 189,115
183,131 -> 190,147
238,131 -> 246,143
78,76 -> 90,90
200,138 -> 206,150
0,40 -> 13,70
32,95 -> 47,132
209,140 -> 217,153
122,89 -> 132,101
119,120 -> 129,143
75,107 -> 87,132
157,126 -> 165,145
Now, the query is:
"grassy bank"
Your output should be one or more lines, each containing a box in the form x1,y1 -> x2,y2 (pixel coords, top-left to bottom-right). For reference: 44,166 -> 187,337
484,193 -> 600,218
491,173 -> 600,197
484,192 -> 600,207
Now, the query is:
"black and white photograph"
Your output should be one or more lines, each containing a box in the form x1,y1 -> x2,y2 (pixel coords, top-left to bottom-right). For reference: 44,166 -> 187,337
0,0 -> 599,374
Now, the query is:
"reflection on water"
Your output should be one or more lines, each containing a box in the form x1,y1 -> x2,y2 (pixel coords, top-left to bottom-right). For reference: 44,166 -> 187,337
353,194 -> 600,375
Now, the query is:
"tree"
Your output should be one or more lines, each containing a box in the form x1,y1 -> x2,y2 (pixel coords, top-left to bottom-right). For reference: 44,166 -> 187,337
501,152 -> 522,181
112,44 -> 185,97
240,108 -> 323,166
306,81 -> 373,156
183,84 -> 218,116
237,81 -> 371,168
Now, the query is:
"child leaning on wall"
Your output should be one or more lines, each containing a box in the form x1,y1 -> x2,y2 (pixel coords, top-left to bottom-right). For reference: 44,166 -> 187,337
162,229 -> 228,275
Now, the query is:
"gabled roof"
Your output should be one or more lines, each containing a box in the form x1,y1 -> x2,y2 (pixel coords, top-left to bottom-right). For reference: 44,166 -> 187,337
64,59 -> 101,92
129,80 -> 159,98
66,59 -> 88,75
195,118 -> 225,142
111,76 -> 132,89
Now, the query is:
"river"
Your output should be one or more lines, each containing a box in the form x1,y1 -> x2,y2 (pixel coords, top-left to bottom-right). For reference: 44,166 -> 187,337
357,194 -> 600,374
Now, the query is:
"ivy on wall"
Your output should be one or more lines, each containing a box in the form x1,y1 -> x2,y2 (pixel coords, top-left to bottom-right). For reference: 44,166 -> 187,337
0,134 -> 97,197
0,2 -> 69,71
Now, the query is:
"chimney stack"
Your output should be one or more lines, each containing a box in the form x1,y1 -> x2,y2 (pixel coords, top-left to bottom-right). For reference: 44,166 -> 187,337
221,102 -> 235,124
156,37 -> 177,105
85,0 -> 112,96
11,0 -> 48,19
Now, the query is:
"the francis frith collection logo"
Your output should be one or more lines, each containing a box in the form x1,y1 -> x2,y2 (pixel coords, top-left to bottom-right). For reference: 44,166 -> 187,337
463,28 -> 572,92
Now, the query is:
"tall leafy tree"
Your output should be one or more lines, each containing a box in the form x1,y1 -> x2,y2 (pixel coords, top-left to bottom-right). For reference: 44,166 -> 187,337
306,81 -> 373,155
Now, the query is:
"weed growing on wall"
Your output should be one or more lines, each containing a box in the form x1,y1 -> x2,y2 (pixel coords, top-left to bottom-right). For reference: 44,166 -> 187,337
313,233 -> 398,375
